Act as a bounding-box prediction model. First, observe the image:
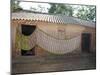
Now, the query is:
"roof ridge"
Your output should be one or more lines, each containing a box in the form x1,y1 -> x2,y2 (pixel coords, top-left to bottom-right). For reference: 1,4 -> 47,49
12,10 -> 95,23
12,11 -> 95,28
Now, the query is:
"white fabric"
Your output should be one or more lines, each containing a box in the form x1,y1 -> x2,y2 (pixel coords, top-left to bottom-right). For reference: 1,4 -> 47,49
35,28 -> 81,54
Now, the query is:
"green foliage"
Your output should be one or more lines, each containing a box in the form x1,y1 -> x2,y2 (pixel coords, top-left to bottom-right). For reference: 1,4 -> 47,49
11,0 -> 23,12
48,4 -> 96,21
48,3 -> 57,13
11,1 -> 96,21
76,6 -> 96,21
48,3 -> 73,16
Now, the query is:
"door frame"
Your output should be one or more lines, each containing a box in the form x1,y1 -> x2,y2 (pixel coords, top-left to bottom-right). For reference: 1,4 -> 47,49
21,24 -> 37,56
81,33 -> 91,53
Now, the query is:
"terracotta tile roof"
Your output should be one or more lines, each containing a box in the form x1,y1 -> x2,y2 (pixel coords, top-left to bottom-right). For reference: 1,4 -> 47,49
12,11 -> 95,28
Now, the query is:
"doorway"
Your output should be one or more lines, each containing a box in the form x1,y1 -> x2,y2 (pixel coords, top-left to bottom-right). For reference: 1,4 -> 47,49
21,47 -> 35,56
82,33 -> 91,53
21,24 -> 36,56
21,24 -> 36,36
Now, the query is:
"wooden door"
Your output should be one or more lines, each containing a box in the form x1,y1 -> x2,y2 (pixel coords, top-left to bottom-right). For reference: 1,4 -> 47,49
82,33 -> 91,53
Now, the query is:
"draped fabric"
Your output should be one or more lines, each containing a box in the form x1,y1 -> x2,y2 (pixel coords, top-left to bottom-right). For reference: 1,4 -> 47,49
15,25 -> 81,55
15,25 -> 36,51
35,28 -> 81,54
21,34 -> 36,50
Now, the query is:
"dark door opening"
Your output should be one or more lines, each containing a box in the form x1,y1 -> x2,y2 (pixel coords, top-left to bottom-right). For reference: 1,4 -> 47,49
82,33 -> 91,53
21,47 -> 35,56
21,24 -> 36,36
21,24 -> 36,56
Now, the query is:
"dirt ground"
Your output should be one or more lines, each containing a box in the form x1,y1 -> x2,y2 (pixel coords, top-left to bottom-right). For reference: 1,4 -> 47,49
11,52 -> 96,74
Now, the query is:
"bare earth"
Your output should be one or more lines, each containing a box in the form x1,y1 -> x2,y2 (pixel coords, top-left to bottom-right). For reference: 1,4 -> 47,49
12,52 -> 96,74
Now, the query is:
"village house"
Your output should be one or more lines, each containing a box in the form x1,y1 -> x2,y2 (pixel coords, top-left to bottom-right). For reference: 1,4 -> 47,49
11,11 -> 96,57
